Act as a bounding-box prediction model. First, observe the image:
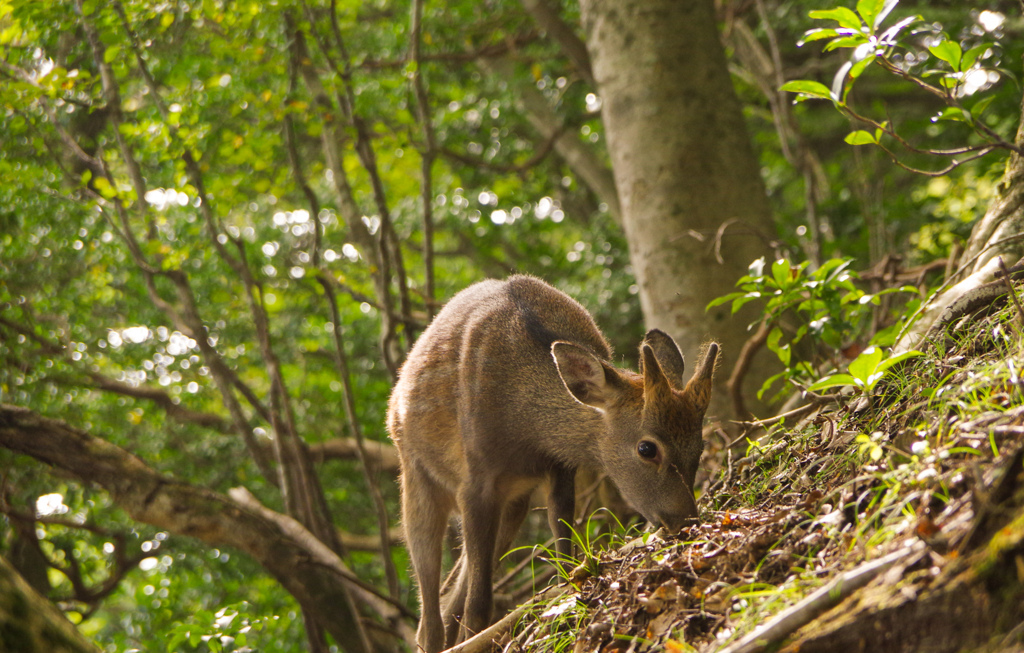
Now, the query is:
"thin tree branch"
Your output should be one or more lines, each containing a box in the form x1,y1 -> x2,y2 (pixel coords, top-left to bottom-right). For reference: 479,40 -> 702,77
519,0 -> 594,86
410,0 -> 437,320
281,83 -> 402,600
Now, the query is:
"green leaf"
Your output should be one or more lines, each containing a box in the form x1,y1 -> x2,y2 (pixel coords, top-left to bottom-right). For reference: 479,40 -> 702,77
103,45 -> 121,64
706,292 -> 744,311
875,350 -> 923,373
823,35 -> 871,52
766,327 -> 791,366
771,258 -> 791,289
928,39 -> 963,71
856,0 -> 885,29
806,373 -> 857,392
845,130 -> 878,145
780,80 -> 833,101
849,346 -> 882,382
757,370 -> 790,400
932,107 -> 966,123
92,176 -> 117,199
938,75 -> 959,90
870,0 -> 899,29
799,28 -> 841,45
970,95 -> 996,119
849,55 -> 875,81
962,44 -> 992,71
809,7 -> 864,30
730,293 -> 761,314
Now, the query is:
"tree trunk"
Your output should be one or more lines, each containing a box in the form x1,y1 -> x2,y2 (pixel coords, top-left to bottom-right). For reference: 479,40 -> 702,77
579,0 -> 776,419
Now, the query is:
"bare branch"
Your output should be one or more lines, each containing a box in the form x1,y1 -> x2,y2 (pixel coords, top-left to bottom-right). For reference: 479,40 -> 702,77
519,0 -> 594,86
0,404 -> 408,652
410,0 -> 437,319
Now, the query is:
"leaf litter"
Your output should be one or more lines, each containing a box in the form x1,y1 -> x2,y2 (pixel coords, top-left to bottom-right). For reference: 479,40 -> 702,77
501,295 -> 1024,653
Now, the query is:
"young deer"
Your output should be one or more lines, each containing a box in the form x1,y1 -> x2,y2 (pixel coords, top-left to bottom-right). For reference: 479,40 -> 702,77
387,275 -> 718,652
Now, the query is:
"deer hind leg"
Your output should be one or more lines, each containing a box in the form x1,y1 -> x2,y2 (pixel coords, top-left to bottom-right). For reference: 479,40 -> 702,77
401,461 -> 452,653
446,487 -> 533,644
441,545 -> 465,647
450,477 -> 502,644
494,493 -> 531,567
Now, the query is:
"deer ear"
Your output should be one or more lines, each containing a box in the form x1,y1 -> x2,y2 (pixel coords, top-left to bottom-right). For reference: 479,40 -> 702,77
684,342 -> 719,413
641,329 -> 685,389
552,342 -> 616,408
641,343 -> 673,405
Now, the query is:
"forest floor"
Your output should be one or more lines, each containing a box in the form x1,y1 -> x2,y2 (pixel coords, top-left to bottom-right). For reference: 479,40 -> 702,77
486,292 -> 1024,652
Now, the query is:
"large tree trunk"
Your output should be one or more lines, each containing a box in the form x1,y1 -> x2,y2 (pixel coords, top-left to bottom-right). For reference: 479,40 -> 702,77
579,0 -> 776,419
898,96 -> 1024,350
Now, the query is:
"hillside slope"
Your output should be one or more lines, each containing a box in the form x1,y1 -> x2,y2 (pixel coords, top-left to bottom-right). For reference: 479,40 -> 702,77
464,275 -> 1024,653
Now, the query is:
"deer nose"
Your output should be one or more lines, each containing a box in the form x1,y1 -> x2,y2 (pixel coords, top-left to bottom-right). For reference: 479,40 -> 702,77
658,488 -> 699,531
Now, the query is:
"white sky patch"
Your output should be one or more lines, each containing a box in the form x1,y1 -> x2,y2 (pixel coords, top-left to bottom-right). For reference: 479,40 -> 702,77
978,10 -> 1005,32
535,197 -> 553,219
166,331 -> 198,356
36,493 -> 69,517
144,188 -> 189,211
121,326 -> 152,344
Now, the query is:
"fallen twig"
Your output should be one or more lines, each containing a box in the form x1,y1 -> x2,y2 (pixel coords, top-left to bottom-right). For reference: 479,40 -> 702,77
715,541 -> 926,653
735,393 -> 839,431
442,584 -> 568,653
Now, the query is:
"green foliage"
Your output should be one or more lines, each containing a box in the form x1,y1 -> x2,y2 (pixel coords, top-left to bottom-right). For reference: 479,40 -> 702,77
781,0 -> 1013,172
0,0 -> 637,648
708,256 -> 916,399
806,345 -> 922,394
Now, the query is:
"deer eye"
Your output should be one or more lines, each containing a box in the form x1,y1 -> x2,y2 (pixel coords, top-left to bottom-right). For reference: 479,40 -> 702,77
637,441 -> 659,460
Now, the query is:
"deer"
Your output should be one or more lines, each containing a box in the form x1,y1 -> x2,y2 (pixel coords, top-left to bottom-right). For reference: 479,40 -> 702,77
387,275 -> 719,652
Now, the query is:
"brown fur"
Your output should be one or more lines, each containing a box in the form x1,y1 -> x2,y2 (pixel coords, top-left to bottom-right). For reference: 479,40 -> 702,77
387,275 -> 718,652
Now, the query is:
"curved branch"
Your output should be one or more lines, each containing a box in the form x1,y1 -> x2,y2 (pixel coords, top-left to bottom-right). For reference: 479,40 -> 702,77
0,555 -> 101,653
0,404 -> 411,652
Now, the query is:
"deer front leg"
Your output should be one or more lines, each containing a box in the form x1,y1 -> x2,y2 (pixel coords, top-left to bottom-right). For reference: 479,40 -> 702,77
547,467 -> 576,562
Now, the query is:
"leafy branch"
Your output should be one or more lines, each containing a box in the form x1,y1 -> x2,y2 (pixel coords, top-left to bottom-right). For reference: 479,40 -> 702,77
781,0 -> 1023,176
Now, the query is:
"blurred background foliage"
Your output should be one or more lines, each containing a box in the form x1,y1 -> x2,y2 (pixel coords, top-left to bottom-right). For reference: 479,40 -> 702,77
0,0 -> 1020,650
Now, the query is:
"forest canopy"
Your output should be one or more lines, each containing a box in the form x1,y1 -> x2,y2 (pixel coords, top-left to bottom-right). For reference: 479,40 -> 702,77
0,0 -> 1022,651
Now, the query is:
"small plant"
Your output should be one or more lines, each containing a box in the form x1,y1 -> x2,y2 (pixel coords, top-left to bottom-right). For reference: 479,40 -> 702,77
807,345 -> 923,396
708,257 -> 915,400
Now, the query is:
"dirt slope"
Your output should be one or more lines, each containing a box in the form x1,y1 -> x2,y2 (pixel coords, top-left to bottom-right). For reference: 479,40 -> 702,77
492,285 -> 1024,653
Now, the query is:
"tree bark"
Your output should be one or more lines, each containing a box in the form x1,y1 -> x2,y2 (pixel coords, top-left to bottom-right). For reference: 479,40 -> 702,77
0,555 -> 101,653
579,0 -> 776,418
0,404 -> 412,653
